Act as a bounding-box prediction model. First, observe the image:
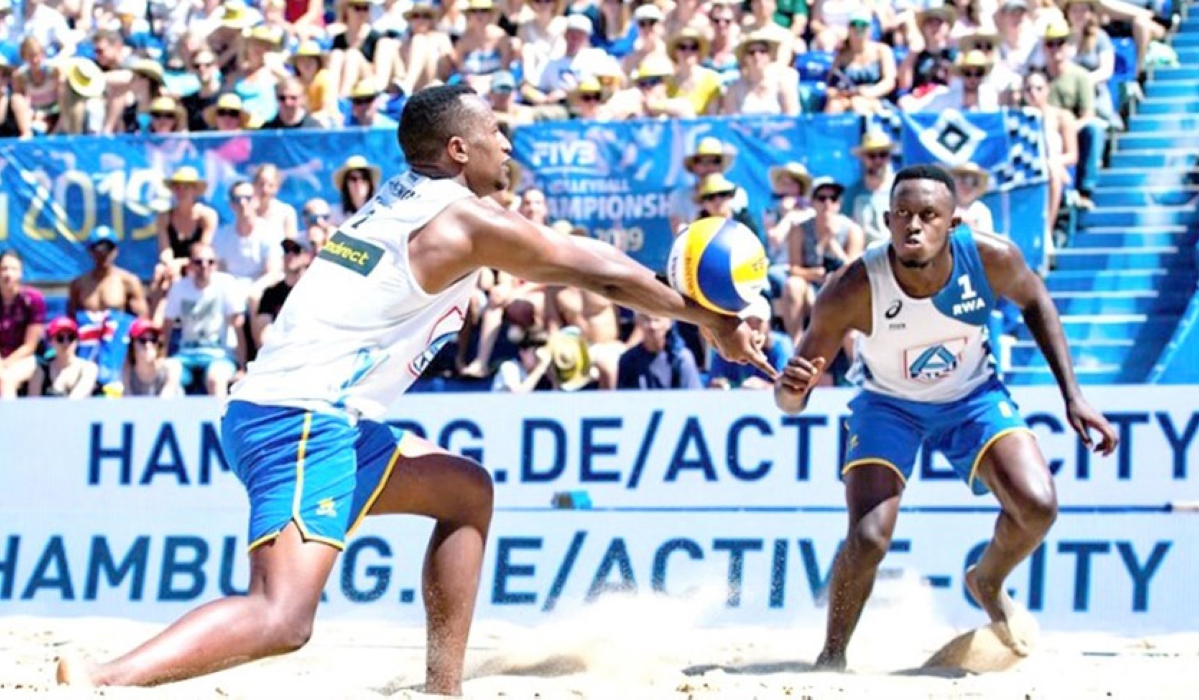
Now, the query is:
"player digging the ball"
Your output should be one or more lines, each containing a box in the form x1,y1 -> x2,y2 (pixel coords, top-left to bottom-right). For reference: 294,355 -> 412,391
775,164 -> 1118,670
56,85 -> 772,696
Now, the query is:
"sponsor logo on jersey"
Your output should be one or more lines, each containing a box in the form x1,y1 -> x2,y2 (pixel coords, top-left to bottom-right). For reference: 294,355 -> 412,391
905,338 -> 967,383
318,232 -> 384,276
885,300 -> 902,319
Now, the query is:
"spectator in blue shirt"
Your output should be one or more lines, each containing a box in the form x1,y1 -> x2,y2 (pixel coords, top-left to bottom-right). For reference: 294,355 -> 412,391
616,312 -> 701,389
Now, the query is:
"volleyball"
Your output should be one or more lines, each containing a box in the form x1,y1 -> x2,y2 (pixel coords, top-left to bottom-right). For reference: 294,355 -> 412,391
667,216 -> 769,315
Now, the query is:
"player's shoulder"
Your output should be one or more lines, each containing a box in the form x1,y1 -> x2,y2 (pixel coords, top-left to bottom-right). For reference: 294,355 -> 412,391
969,228 -> 1026,272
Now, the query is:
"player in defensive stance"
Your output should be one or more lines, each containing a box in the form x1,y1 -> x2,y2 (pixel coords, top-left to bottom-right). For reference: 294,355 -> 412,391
57,85 -> 772,695
775,164 -> 1117,669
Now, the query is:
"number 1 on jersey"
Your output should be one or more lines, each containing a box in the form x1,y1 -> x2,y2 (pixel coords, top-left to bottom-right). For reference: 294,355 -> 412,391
957,273 -> 977,300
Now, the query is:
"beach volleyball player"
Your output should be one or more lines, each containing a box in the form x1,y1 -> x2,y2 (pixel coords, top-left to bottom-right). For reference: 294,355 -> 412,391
775,165 -> 1118,669
57,85 -> 773,694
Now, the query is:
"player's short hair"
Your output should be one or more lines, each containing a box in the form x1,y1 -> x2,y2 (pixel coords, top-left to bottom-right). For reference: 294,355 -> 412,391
891,164 -> 958,208
397,85 -> 481,164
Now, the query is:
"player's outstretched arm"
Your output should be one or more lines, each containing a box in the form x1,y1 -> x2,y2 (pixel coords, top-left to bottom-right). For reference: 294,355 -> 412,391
439,198 -> 776,378
978,233 -> 1118,456
774,261 -> 866,414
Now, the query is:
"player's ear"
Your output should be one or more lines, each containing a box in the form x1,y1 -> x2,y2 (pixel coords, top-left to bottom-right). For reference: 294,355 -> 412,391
447,134 -> 469,165
883,211 -> 890,228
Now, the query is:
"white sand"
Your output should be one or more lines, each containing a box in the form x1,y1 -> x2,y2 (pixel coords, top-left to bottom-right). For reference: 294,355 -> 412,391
3,590 -> 1196,700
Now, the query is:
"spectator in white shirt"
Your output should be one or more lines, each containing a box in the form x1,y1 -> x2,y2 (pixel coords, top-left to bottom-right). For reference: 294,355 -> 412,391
162,242 -> 246,397
901,49 -> 999,113
523,14 -> 608,109
213,180 -> 283,297
951,162 -> 996,232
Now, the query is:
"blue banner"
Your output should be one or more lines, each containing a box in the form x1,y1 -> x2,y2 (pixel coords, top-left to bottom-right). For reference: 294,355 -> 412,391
0,113 -> 1048,285
511,115 -> 864,274
0,129 -> 406,284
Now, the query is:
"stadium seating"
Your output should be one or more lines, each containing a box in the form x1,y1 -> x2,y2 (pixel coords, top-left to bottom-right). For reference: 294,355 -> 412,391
1007,3 -> 1199,384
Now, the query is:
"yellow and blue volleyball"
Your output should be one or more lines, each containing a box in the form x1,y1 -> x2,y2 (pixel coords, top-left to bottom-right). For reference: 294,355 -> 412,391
667,216 -> 769,315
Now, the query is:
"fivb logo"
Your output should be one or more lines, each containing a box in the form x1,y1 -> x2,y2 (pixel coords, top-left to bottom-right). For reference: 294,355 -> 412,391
529,137 -> 602,176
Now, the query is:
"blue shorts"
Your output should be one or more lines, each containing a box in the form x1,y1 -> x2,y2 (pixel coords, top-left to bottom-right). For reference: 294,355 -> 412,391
220,400 -> 410,551
843,379 -> 1032,495
176,346 -> 238,384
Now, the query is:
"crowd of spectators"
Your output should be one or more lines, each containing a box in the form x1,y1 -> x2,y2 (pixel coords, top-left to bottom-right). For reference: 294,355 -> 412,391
0,0 -> 1179,398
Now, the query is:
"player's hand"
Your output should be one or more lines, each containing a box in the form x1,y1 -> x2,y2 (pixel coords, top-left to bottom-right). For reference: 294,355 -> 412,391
1066,397 -> 1118,457
778,355 -> 825,396
705,316 -> 777,381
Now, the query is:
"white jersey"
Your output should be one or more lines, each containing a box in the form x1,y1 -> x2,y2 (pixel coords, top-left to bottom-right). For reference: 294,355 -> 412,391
230,171 -> 479,419
851,228 -> 998,403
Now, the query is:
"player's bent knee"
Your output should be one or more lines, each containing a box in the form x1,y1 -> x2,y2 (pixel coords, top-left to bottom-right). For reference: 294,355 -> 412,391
259,605 -> 317,655
449,458 -> 494,526
1017,486 -> 1057,535
847,516 -> 893,565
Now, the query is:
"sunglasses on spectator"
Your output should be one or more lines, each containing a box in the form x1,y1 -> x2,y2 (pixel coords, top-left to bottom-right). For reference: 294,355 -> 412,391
135,335 -> 160,346
1024,82 -> 1046,92
578,92 -> 602,102
850,21 -> 870,30
352,96 -> 376,106
533,0 -> 556,4
973,42 -> 994,51
52,333 -> 78,344
745,45 -> 770,57
955,175 -> 982,188
282,242 -> 307,255
91,241 -> 116,254
961,69 -> 986,79
638,19 -> 657,26
693,156 -> 723,167
305,211 -> 330,223
217,109 -> 242,119
151,111 -> 176,120
701,191 -> 734,202
711,17 -> 732,25
637,76 -> 665,88
277,93 -> 301,102
231,193 -> 253,203
864,151 -> 890,160
1045,39 -> 1067,49
194,61 -> 215,69
409,11 -> 435,19
191,257 -> 217,266
347,172 -> 370,183
675,42 -> 700,53
813,192 -> 840,202
349,3 -> 371,11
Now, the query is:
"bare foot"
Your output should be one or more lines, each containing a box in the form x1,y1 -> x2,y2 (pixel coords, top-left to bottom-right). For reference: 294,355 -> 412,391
458,360 -> 489,379
56,653 -> 96,687
965,566 -> 1036,657
814,649 -> 847,671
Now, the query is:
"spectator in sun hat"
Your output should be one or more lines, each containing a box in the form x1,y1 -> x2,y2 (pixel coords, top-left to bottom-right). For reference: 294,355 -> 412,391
150,165 -> 219,312
899,0 -> 958,96
28,316 -> 99,399
567,76 -> 615,121
439,0 -> 515,95
332,154 -> 382,224
824,8 -> 897,115
740,0 -> 802,65
397,0 -> 454,96
777,175 -> 863,345
693,171 -> 765,248
666,26 -> 721,115
107,56 -> 168,135
621,3 -> 668,76
120,317 -> 183,398
902,48 -> 1000,112
289,40 -> 339,126
667,135 -> 748,235
344,77 -> 396,128
55,58 -> 107,135
332,0 -> 399,107
203,92 -> 256,131
720,29 -> 800,116
605,53 -> 689,120
145,95 -> 188,134
765,162 -> 814,299
524,14 -> 608,113
958,26 -> 1022,105
841,130 -> 897,246
950,162 -> 996,232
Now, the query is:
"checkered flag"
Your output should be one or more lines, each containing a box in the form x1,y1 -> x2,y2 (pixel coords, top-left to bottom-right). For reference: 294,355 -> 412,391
992,108 -> 1049,191
866,110 -> 903,149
